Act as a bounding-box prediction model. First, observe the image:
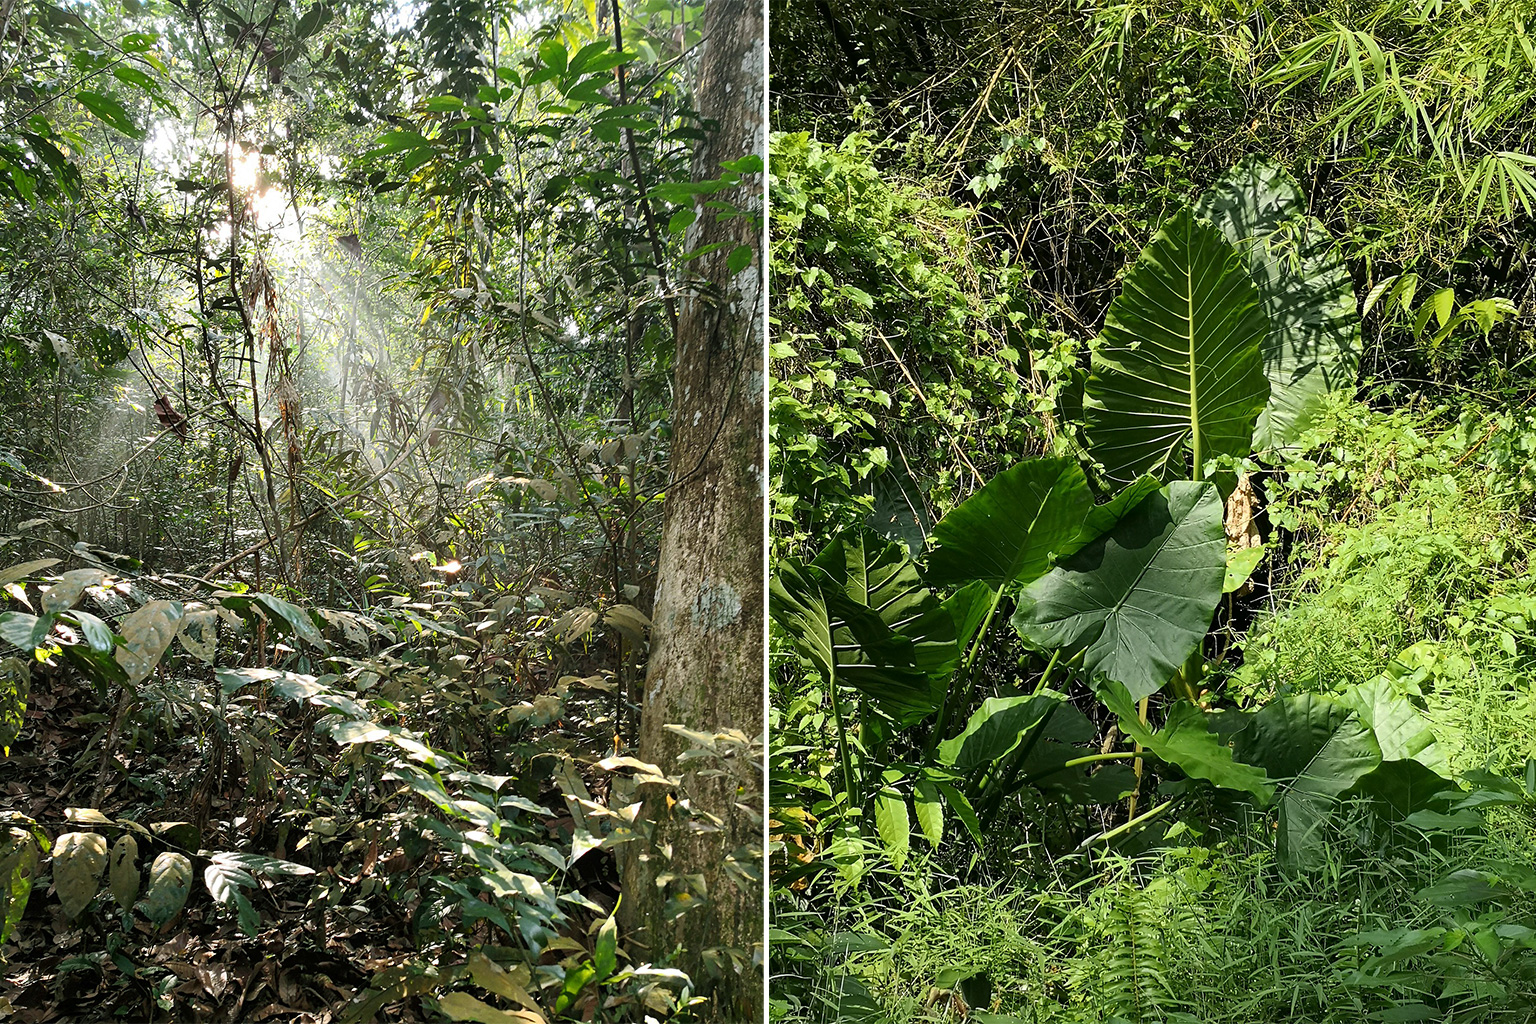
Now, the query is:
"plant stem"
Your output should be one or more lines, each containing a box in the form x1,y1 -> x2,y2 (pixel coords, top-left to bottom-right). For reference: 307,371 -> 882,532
928,584 -> 1004,755
1077,797 -> 1177,852
828,681 -> 859,807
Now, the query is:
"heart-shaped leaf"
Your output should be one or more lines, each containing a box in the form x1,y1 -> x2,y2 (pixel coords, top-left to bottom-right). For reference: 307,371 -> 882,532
1012,482 -> 1227,700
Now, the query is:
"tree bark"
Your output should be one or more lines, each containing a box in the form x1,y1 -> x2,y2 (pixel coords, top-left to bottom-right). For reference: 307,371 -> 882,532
619,1 -> 765,1019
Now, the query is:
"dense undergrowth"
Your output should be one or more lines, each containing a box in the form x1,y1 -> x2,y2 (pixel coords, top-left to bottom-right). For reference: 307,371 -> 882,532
767,2 -> 1536,1015
0,0 -> 763,1019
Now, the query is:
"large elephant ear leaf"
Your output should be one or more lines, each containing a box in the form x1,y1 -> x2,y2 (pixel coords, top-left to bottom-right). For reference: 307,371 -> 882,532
1194,156 -> 1359,455
1233,694 -> 1382,872
771,531 -> 957,723
1011,481 -> 1226,701
1085,205 -> 1271,484
925,457 -> 1091,592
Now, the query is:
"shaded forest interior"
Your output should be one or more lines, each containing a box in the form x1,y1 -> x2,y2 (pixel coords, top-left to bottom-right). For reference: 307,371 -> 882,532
1,0 -> 764,1021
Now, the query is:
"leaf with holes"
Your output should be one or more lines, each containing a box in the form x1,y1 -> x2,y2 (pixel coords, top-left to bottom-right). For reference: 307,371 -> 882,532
114,600 -> 183,684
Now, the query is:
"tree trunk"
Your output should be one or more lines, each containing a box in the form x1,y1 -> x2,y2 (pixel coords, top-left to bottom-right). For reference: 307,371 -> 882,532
619,1 -> 765,1018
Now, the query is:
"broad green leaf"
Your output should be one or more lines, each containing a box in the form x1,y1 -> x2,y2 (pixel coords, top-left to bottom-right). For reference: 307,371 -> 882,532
177,608 -> 219,663
108,835 -> 139,910
1338,675 -> 1448,775
140,851 -> 193,927
1194,157 -> 1359,453
538,39 -> 568,74
1234,694 -> 1381,871
772,532 -> 961,721
0,559 -> 59,588
0,611 -> 56,652
593,911 -> 618,982
1354,758 -> 1457,819
1085,205 -> 1270,483
41,569 -> 103,613
913,778 -> 943,846
873,788 -> 910,869
69,609 -> 114,651
937,694 -> 1064,771
0,827 -> 39,945
53,831 -> 107,918
295,1 -> 332,39
1012,482 -> 1226,700
253,593 -> 325,646
75,91 -> 143,138
1097,682 -> 1273,800
114,599 -> 183,684
925,457 -> 1091,591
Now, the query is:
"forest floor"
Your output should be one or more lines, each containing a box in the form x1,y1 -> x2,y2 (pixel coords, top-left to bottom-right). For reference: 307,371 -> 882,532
0,572 -> 649,1024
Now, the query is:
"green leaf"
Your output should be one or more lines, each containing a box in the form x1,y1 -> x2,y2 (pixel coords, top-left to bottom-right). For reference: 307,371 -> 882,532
770,531 -> 964,722
1224,545 -> 1265,593
913,778 -> 943,846
294,2 -> 332,39
253,593 -> 326,646
140,852 -> 192,927
0,611 -> 56,652
873,788 -> 910,869
1234,694 -> 1381,871
925,457 -> 1092,592
114,599 -> 183,684
1194,157 -> 1359,453
42,569 -> 104,614
593,911 -> 618,982
937,693 -> 1065,771
1097,682 -> 1273,800
0,827 -> 40,945
1338,675 -> 1448,775
1012,482 -> 1226,700
75,90 -> 143,138
538,39 -> 568,74
0,558 -> 59,588
53,831 -> 106,919
1084,205 -> 1271,482
727,244 -> 754,275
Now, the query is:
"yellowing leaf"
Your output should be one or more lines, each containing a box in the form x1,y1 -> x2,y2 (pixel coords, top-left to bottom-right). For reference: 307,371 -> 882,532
53,831 -> 107,918
108,835 -> 139,910
466,951 -> 541,1012
437,991 -> 545,1024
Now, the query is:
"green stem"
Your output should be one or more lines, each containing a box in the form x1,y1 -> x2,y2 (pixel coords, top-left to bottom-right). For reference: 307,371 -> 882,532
927,584 -> 1005,756
1031,648 -> 1062,696
1076,797 -> 1178,852
828,681 -> 859,808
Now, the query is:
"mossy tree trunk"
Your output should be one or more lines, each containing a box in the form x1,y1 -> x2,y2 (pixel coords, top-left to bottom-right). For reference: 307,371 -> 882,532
619,0 -> 765,1018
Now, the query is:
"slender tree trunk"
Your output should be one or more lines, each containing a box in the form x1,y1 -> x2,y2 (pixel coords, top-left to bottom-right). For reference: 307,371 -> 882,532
619,1 -> 765,1018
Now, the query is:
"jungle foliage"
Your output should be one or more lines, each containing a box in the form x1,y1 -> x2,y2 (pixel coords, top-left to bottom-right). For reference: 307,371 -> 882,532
769,1 -> 1536,1021
0,0 -> 762,1020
